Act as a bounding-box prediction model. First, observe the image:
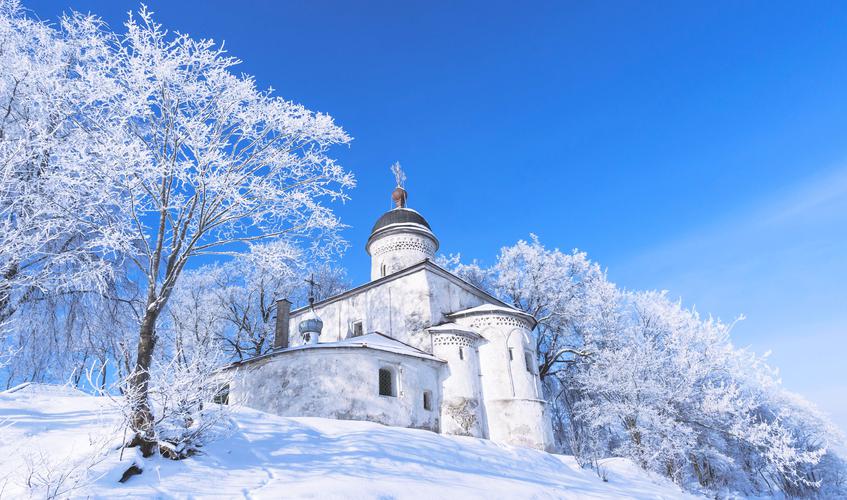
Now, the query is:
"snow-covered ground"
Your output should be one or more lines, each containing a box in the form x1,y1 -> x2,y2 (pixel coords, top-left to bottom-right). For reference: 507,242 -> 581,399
0,384 -> 698,499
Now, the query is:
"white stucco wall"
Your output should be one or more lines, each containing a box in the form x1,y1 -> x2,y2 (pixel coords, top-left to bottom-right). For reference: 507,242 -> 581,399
423,270 -> 489,326
368,230 -> 436,280
431,332 -> 486,438
287,270 -> 435,352
227,347 -> 443,432
269,261 -> 553,451
451,311 -> 554,451
484,398 -> 555,452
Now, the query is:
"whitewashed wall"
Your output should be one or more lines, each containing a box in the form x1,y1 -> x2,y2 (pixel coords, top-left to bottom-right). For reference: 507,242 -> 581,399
424,271 -> 490,326
451,311 -> 554,451
431,332 -> 486,438
368,230 -> 436,280
286,267 -> 490,353
288,270 -> 433,351
228,347 -> 443,432
274,263 -> 554,451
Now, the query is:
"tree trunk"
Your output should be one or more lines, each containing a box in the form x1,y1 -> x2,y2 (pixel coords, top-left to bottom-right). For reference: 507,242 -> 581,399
128,307 -> 160,457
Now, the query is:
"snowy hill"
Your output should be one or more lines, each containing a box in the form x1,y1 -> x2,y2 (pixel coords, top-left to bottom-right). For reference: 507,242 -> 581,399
0,384 -> 697,499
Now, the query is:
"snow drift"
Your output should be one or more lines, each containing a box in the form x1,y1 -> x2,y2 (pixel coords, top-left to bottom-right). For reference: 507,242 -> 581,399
0,384 -> 696,499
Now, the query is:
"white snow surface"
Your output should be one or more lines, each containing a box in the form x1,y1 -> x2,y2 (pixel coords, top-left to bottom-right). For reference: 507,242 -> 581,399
0,384 -> 699,499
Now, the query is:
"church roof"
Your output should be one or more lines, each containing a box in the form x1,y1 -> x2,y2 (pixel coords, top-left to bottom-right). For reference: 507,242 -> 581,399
447,304 -> 537,328
331,332 -> 443,361
224,332 -> 444,369
370,207 -> 432,233
427,322 -> 483,338
289,259 -> 514,318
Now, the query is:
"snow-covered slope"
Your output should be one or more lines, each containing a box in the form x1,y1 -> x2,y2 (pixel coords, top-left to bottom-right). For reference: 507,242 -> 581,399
0,384 -> 698,499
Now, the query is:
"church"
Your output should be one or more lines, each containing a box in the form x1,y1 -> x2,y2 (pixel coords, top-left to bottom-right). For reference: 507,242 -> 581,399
222,178 -> 554,451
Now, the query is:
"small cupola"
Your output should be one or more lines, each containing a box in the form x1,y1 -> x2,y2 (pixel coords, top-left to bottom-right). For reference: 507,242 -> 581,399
298,274 -> 323,344
366,163 -> 438,281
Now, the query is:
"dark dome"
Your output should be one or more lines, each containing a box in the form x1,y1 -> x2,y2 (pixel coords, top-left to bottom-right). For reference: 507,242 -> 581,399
371,208 -> 432,234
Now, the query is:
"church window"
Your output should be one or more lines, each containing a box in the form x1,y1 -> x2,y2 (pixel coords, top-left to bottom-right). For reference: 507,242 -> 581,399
378,367 -> 396,397
423,390 -> 432,411
458,347 -> 464,360
524,351 -> 534,374
508,348 -> 514,361
352,320 -> 363,337
381,263 -> 387,277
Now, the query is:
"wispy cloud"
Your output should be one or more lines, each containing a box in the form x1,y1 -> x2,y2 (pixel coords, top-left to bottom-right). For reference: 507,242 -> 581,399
763,166 -> 847,225
613,165 -> 847,432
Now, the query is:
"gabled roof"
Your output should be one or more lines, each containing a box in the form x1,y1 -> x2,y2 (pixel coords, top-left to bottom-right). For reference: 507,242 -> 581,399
330,332 -> 443,361
289,259 -> 516,317
224,332 -> 445,369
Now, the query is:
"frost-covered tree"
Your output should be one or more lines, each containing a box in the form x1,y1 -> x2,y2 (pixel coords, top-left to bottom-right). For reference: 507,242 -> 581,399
0,1 -> 149,390
567,290 -> 838,495
485,235 -> 617,381
53,7 -> 355,457
0,1 -> 132,331
168,241 -> 349,362
2,1 -> 353,459
440,236 -> 618,457
152,242 -> 349,458
442,236 -> 846,497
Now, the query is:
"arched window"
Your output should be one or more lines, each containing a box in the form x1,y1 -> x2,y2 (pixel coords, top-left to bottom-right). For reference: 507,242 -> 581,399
458,347 -> 464,360
381,263 -> 387,277
423,390 -> 432,411
378,367 -> 396,397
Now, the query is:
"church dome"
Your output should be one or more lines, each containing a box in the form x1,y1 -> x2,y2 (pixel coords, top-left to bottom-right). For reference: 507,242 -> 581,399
365,169 -> 439,280
370,207 -> 432,234
298,317 -> 324,336
298,307 -> 323,345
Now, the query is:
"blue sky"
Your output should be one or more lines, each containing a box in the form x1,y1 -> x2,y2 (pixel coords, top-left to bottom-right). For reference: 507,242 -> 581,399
27,1 -> 847,431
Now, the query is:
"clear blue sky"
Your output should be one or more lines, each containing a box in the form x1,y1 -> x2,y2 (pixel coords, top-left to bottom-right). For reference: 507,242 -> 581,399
27,1 -> 847,431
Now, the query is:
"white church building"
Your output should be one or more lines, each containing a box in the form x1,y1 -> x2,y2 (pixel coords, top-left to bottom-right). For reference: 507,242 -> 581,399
223,182 -> 554,451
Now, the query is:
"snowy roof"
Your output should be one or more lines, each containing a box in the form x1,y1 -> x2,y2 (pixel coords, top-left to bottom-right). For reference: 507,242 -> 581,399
370,207 -> 432,233
227,333 -> 444,369
427,322 -> 483,338
447,304 -> 537,327
289,259 -> 512,317
325,332 -> 443,361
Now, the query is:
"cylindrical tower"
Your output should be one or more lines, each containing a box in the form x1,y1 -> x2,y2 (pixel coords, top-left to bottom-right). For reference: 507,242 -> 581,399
447,305 -> 554,451
366,185 -> 438,281
429,324 -> 486,438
